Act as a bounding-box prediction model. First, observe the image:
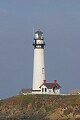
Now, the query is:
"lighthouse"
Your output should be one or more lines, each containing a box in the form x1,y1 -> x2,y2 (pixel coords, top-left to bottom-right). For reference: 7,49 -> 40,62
32,30 -> 46,94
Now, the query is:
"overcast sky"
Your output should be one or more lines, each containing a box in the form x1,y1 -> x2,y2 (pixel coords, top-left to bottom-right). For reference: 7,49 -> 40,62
0,0 -> 80,99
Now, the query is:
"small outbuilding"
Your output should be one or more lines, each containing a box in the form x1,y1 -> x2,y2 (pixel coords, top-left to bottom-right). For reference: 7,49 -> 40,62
19,88 -> 32,95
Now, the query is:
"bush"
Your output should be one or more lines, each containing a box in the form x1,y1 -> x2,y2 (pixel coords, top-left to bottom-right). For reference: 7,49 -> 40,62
64,108 -> 73,115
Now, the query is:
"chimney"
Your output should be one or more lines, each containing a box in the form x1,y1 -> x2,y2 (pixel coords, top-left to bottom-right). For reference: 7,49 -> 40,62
43,80 -> 46,83
54,80 -> 57,84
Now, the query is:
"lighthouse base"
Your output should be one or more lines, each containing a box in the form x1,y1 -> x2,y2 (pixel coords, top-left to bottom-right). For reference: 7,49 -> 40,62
32,90 -> 41,94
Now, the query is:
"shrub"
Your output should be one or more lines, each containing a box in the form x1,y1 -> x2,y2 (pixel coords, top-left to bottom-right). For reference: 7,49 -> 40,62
64,108 -> 73,115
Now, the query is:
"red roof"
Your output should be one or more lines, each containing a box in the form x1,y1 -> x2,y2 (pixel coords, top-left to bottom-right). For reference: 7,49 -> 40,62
39,83 -> 61,89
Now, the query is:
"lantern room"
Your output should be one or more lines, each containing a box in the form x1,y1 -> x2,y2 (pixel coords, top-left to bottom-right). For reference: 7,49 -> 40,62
33,30 -> 45,48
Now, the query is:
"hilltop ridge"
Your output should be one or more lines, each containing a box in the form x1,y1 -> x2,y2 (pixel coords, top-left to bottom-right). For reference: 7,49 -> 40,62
0,94 -> 80,120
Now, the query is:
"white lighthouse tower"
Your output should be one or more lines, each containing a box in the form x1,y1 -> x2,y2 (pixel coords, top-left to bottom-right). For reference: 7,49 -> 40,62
32,30 -> 46,94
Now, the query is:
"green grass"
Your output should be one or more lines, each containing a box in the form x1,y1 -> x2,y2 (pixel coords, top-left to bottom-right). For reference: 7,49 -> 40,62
45,106 -> 53,112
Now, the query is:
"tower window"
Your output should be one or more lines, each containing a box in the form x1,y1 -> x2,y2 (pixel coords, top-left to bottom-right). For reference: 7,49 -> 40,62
42,68 -> 45,74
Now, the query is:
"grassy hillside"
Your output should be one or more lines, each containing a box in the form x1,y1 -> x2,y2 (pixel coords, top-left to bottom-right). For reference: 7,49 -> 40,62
0,94 -> 80,120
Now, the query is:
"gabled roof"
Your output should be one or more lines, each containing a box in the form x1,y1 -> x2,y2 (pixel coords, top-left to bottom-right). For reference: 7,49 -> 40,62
40,83 -> 61,89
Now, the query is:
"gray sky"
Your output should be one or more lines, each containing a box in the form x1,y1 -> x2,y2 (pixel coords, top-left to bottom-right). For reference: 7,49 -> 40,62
0,0 -> 80,99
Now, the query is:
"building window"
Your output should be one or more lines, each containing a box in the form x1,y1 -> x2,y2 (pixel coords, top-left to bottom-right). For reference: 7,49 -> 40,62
45,88 -> 47,92
42,88 -> 44,92
53,87 -> 55,93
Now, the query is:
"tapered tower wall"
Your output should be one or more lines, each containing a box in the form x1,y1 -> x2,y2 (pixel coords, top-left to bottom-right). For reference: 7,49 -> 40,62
33,48 -> 45,90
